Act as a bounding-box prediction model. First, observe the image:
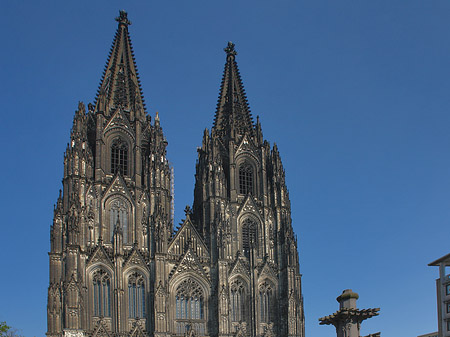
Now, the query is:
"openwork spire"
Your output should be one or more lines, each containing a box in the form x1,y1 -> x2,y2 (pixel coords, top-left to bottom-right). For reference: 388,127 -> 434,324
95,10 -> 145,117
213,42 -> 254,140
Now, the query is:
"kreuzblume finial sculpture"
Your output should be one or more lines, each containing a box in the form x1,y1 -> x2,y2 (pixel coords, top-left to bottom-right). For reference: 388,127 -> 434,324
319,289 -> 380,337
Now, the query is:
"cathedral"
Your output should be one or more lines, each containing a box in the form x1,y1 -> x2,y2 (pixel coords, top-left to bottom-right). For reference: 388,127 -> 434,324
47,11 -> 304,337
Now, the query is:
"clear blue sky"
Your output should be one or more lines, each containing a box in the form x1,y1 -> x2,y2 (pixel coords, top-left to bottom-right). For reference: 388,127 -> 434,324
1,1 -> 449,336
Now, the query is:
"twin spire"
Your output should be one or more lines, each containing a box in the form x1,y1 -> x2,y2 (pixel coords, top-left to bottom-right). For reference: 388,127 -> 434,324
95,10 -> 145,118
213,41 -> 255,140
96,11 -> 255,138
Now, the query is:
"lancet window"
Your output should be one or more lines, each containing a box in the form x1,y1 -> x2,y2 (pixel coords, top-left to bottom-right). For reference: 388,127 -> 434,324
111,138 -> 128,175
128,272 -> 146,318
93,269 -> 111,317
109,199 -> 129,243
230,279 -> 246,322
239,162 -> 253,195
175,279 -> 204,320
242,218 -> 258,258
259,281 -> 273,323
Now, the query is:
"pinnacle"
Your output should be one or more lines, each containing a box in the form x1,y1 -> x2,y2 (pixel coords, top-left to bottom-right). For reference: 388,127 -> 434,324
94,10 -> 145,118
213,42 -> 254,140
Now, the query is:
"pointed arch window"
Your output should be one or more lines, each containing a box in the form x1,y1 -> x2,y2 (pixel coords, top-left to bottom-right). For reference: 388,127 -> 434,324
111,138 -> 128,175
109,199 -> 129,243
259,281 -> 273,323
242,218 -> 257,258
239,162 -> 253,195
230,279 -> 246,322
175,279 -> 204,320
93,269 -> 111,317
128,272 -> 146,318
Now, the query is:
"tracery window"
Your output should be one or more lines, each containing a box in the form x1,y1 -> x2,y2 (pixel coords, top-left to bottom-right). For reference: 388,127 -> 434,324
239,162 -> 253,195
93,269 -> 111,317
111,138 -> 128,175
128,272 -> 145,318
175,279 -> 204,320
259,281 -> 273,323
109,199 -> 129,243
242,218 -> 257,258
230,279 -> 246,322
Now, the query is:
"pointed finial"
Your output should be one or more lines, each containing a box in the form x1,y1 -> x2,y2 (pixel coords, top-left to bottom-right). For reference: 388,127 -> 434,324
224,41 -> 237,57
155,111 -> 160,122
116,10 -> 131,26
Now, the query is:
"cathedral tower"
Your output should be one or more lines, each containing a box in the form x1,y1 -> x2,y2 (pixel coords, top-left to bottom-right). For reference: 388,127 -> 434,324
47,12 -> 304,337
47,11 -> 172,336
192,42 -> 304,337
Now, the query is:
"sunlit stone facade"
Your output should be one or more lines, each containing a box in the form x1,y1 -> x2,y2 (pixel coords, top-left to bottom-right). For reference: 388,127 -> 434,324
47,11 -> 304,337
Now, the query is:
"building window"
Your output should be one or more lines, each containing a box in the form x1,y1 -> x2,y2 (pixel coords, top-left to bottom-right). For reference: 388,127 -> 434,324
259,281 -> 273,323
239,162 -> 253,195
447,302 -> 450,314
175,279 -> 204,320
447,320 -> 450,331
446,284 -> 450,296
93,269 -> 111,317
128,272 -> 145,318
242,218 -> 257,258
111,138 -> 128,175
230,279 -> 246,322
109,199 -> 129,243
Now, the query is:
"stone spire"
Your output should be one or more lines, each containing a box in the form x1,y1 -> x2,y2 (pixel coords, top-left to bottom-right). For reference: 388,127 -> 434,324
212,42 -> 254,140
319,289 -> 380,337
95,10 -> 146,119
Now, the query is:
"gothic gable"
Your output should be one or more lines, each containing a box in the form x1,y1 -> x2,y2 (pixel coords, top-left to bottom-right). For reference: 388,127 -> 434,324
123,246 -> 149,270
102,174 -> 133,206
237,195 -> 263,221
258,259 -> 278,280
168,216 -> 210,259
229,255 -> 250,281
104,106 -> 134,139
235,134 -> 258,160
129,322 -> 146,337
91,320 -> 112,337
87,245 -> 113,268
168,246 -> 210,282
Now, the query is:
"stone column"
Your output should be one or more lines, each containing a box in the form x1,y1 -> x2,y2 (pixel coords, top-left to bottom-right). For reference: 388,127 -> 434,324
319,289 -> 380,337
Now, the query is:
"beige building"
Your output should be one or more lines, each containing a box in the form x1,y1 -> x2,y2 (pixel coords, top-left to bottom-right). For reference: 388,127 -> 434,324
429,253 -> 450,337
46,11 -> 304,337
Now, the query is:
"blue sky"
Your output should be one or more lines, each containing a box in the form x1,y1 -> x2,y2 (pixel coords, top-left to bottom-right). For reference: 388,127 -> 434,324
1,1 -> 450,336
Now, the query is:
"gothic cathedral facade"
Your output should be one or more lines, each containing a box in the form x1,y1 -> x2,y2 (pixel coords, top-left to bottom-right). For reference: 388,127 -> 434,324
47,11 -> 304,337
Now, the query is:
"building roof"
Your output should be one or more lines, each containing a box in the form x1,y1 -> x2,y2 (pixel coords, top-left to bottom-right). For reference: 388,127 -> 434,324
429,253 -> 450,267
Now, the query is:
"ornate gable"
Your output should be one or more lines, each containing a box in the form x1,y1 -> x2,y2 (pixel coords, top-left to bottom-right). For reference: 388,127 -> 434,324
235,134 -> 258,159
102,174 -> 133,204
123,247 -> 148,270
237,195 -> 263,220
87,245 -> 113,268
229,255 -> 250,280
168,216 -> 209,259
258,260 -> 278,280
129,322 -> 146,337
91,320 -> 112,337
104,106 -> 134,138
169,247 -> 210,282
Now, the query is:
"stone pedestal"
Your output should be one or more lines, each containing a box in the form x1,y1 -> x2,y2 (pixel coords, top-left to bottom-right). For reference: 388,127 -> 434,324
319,289 -> 380,337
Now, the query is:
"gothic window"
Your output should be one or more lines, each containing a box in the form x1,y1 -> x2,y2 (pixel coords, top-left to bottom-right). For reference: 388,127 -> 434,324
239,162 -> 253,195
175,279 -> 204,320
242,218 -> 257,258
128,272 -> 145,318
259,281 -> 273,323
230,279 -> 246,322
93,270 -> 111,317
111,138 -> 128,175
109,199 -> 129,243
